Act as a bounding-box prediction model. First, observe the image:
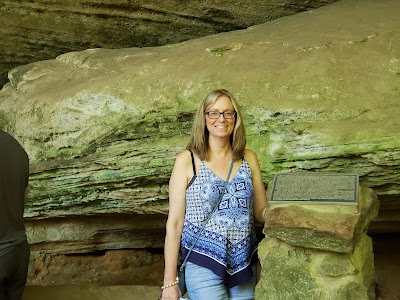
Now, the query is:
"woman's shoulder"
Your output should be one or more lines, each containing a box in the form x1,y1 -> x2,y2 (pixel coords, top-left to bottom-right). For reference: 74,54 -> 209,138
175,149 -> 192,163
171,150 -> 194,180
174,149 -> 200,179
243,149 -> 257,160
243,149 -> 261,168
175,149 -> 200,167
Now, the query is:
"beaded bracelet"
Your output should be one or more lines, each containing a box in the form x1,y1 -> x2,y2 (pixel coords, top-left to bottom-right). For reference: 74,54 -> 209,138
161,277 -> 179,289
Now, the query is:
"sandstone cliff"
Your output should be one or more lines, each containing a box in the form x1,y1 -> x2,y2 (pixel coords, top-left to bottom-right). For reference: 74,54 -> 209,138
0,0 -> 337,87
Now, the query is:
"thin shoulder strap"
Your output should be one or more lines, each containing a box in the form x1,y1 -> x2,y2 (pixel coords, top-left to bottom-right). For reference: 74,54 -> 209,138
189,150 -> 196,176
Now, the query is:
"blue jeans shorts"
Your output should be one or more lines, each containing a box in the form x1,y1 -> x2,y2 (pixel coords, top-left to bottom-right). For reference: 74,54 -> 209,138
185,262 -> 256,300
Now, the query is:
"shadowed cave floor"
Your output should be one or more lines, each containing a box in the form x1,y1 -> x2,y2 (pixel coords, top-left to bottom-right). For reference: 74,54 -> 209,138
373,233 -> 400,300
23,285 -> 161,300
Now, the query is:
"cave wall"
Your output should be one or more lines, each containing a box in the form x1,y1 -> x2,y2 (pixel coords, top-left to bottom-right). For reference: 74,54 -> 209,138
0,0 -> 337,87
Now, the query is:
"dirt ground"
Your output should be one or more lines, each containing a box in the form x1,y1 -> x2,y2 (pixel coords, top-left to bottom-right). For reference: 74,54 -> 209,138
23,285 -> 161,300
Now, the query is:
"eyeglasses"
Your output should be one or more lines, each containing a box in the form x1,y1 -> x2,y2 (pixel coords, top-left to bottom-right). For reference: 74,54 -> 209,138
204,111 -> 236,119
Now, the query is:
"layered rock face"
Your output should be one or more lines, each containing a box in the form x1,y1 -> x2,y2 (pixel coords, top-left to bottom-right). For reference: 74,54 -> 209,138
0,0 -> 399,287
0,0 -> 337,87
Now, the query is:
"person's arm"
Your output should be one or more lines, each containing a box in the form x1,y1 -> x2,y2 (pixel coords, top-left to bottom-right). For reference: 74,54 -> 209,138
161,150 -> 192,299
245,149 -> 267,224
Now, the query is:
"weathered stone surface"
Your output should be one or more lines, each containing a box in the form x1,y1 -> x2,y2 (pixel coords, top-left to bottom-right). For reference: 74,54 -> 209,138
256,234 -> 375,299
264,184 -> 379,252
28,248 -> 164,286
26,215 -> 167,254
256,239 -> 319,299
0,0 -> 399,286
317,254 -> 356,277
0,0 -> 337,87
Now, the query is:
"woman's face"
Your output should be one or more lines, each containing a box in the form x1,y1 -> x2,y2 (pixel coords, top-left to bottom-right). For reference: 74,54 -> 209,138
204,95 -> 236,140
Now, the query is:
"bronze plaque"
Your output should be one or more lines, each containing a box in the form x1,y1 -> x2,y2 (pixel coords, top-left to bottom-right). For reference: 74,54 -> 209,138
269,172 -> 359,205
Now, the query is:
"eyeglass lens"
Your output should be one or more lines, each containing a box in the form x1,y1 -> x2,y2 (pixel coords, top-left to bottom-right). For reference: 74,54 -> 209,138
206,111 -> 235,119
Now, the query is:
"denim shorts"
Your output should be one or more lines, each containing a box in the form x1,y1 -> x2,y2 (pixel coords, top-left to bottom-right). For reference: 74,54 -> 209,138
185,262 -> 256,300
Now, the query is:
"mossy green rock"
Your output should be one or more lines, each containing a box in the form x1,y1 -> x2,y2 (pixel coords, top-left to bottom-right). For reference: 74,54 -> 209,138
256,234 -> 375,300
318,254 -> 356,277
256,240 -> 320,300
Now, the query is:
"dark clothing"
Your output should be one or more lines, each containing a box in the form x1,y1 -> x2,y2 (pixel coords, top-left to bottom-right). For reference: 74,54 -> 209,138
0,240 -> 30,300
0,130 -> 30,299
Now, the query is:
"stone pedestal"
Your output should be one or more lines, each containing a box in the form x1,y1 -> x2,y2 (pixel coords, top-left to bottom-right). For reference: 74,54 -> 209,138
255,173 -> 379,300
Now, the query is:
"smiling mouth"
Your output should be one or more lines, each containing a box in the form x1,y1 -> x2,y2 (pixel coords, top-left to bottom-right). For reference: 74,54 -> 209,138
216,125 -> 227,128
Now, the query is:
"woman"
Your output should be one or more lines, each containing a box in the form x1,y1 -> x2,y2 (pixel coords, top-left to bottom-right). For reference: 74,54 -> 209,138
161,89 -> 267,300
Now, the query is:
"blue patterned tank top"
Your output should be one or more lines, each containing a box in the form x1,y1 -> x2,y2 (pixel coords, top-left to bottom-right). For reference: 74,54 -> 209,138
181,158 -> 258,288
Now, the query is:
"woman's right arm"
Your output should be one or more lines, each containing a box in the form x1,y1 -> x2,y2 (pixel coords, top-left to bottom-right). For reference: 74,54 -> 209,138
161,150 -> 192,299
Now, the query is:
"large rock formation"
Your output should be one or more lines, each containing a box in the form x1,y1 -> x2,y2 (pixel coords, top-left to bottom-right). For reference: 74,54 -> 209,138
257,183 -> 379,299
0,0 -> 337,87
0,0 -> 399,288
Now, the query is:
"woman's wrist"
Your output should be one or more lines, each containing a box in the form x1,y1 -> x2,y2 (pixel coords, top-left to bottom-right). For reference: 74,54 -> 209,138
161,276 -> 179,289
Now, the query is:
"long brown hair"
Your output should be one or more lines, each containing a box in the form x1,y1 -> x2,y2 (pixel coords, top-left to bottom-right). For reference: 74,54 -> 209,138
186,89 -> 246,161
